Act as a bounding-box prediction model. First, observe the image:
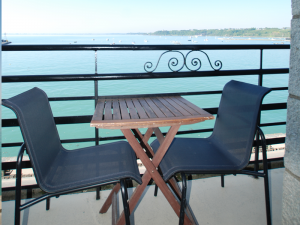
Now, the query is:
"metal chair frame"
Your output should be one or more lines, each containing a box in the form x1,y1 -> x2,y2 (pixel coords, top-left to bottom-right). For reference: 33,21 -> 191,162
3,87 -> 141,225
15,143 -> 132,225
178,126 -> 271,225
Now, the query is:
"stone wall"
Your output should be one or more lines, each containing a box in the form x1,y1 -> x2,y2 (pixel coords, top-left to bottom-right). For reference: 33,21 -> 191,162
282,0 -> 300,224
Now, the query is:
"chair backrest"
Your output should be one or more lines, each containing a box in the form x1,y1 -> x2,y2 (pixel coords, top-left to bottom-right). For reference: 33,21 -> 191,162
2,88 -> 63,184
210,80 -> 271,170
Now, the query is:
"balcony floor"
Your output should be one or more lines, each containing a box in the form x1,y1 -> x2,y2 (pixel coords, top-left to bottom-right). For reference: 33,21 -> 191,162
2,168 -> 284,225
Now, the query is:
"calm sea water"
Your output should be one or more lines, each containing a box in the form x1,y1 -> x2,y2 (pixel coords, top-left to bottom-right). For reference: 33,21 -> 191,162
1,35 -> 290,157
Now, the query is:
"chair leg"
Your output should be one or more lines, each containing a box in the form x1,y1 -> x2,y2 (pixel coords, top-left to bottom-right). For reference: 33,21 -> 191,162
257,126 -> 272,225
96,186 -> 101,200
154,184 -> 158,196
46,197 -> 50,210
120,179 -> 130,225
15,144 -> 26,225
264,173 -> 272,225
221,174 -> 225,187
15,176 -> 21,225
179,172 -> 187,225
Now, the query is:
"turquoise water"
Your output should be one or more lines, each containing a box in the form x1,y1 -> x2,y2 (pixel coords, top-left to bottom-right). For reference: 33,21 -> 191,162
1,35 -> 290,157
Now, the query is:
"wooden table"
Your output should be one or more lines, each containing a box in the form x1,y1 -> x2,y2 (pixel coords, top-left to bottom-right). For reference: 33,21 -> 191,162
91,95 -> 214,225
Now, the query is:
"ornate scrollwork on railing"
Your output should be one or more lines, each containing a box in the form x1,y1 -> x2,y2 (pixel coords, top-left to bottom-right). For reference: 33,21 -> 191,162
144,51 -> 185,73
144,50 -> 222,73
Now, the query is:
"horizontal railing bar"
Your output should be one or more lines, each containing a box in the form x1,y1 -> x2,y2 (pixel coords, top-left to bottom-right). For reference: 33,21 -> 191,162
271,87 -> 288,91
2,185 -> 39,192
3,87 -> 286,102
2,115 -> 93,127
2,142 -> 23,147
48,96 -> 95,101
260,122 -> 286,127
2,68 -> 289,83
49,87 -> 288,101
266,137 -> 286,145
2,44 -> 290,52
2,160 -> 32,170
261,102 -> 287,110
1,102 -> 287,127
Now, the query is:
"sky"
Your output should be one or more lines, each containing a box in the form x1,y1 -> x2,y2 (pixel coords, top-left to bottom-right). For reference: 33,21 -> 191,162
2,0 -> 292,34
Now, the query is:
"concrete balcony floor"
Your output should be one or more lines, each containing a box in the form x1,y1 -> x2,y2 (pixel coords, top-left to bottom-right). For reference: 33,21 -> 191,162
2,168 -> 284,225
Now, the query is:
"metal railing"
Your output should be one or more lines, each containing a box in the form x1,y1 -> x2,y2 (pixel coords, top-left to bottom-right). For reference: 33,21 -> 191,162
2,44 -> 289,190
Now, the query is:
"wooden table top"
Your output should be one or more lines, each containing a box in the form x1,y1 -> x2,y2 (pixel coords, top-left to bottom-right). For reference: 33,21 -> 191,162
90,96 -> 214,129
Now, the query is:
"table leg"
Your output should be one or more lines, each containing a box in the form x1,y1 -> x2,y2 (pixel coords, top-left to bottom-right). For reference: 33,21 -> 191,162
99,128 -> 154,213
153,128 -> 198,225
99,183 -> 121,213
153,127 -> 165,144
132,128 -> 155,157
116,127 -> 193,225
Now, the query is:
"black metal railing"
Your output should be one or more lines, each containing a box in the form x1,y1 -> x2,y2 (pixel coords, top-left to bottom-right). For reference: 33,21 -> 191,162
2,44 -> 289,190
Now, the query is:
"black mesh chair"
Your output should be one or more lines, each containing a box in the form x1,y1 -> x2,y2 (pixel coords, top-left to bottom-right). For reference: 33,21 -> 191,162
151,80 -> 272,225
2,87 -> 142,225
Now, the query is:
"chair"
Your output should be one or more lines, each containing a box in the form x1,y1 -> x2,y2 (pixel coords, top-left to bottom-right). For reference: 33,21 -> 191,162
2,87 -> 142,225
151,80 -> 272,225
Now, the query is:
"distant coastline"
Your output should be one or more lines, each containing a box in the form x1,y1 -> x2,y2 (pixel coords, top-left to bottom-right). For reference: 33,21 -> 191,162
149,27 -> 291,38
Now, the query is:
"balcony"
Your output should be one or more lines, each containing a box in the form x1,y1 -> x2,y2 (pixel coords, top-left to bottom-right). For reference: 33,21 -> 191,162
1,43 -> 289,224
2,168 -> 284,225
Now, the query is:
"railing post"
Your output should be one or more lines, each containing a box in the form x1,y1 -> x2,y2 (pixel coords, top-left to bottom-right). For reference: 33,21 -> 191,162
94,50 -> 99,146
255,49 -> 264,172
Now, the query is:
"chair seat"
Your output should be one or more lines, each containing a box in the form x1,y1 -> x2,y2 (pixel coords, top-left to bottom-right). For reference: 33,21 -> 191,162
39,141 -> 142,193
151,138 -> 244,181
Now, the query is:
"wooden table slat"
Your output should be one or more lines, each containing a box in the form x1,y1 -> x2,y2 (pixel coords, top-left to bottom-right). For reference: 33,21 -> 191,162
112,99 -> 121,120
156,97 -> 183,117
151,98 -> 175,117
139,99 -> 158,119
163,97 -> 192,116
176,96 -> 213,115
144,98 -> 166,118
119,99 -> 130,120
93,99 -> 105,121
104,100 -> 112,120
170,97 -> 200,116
132,98 -> 149,119
125,99 -> 139,119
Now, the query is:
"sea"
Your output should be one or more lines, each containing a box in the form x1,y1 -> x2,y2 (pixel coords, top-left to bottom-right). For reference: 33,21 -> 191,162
1,35 -> 290,158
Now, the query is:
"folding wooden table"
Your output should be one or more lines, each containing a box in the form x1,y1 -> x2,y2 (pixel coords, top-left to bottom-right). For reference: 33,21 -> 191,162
90,95 -> 214,225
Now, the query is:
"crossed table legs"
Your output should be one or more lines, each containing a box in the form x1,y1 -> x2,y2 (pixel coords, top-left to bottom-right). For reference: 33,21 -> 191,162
99,126 -> 196,225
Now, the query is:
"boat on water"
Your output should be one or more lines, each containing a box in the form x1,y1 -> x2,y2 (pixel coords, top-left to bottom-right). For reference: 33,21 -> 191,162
106,38 -> 109,41
144,40 -> 148,42
2,39 -> 11,45
2,33 -> 11,45
132,42 -> 135,44
204,39 -> 208,41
